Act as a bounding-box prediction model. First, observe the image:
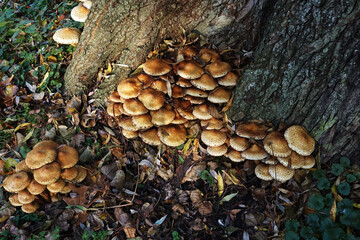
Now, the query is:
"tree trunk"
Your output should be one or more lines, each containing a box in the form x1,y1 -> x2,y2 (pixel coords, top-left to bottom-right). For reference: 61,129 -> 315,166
64,0 -> 360,162
64,0 -> 269,100
228,0 -> 360,162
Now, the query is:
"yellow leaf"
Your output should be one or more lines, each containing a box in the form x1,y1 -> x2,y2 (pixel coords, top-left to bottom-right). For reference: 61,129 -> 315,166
37,71 -> 50,88
0,216 -> 9,223
182,139 -> 192,155
48,55 -> 57,62
104,62 -> 112,75
41,19 -> 47,28
331,183 -> 343,202
330,199 -> 337,222
40,53 -> 44,64
222,170 -> 245,187
217,172 -> 224,197
102,133 -> 111,145
353,203 -> 360,209
14,123 -> 31,132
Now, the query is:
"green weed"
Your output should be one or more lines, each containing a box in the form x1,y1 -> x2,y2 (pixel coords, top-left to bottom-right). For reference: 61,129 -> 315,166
285,157 -> 360,239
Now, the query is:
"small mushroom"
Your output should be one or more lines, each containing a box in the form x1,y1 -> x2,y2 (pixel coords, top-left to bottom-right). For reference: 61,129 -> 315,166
3,172 -> 31,193
57,145 -> 79,169
157,125 -> 187,147
53,27 -> 81,46
201,130 -> 227,147
71,4 -> 90,22
284,125 -> 315,156
142,58 -> 172,76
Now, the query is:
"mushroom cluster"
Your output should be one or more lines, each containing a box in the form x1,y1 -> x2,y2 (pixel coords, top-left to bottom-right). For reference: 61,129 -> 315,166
2,140 -> 87,213
53,1 -> 92,45
200,121 -> 316,182
108,47 -> 238,147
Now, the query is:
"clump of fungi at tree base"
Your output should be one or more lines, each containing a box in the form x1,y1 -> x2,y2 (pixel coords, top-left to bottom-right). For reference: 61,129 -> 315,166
2,140 -> 87,213
52,0 -> 92,46
107,46 -> 316,183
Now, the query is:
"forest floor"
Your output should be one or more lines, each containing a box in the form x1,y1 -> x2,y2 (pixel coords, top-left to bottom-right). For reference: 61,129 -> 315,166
0,1 -> 360,239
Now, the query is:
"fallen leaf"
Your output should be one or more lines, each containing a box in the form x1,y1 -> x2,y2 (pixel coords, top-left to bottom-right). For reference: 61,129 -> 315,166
330,199 -> 337,222
218,172 -> 224,197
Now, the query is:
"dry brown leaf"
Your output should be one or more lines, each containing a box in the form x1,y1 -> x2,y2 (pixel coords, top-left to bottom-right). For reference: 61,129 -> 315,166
198,201 -> 213,216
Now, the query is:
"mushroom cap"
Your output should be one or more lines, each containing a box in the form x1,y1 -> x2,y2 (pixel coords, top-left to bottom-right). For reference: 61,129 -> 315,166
171,110 -> 188,124
9,194 -> 23,207
208,87 -> 232,104
284,125 -> 315,156
172,85 -> 186,98
261,156 -> 278,165
131,114 -> 153,129
183,95 -> 206,105
118,118 -> 141,131
241,144 -> 268,160
179,46 -> 198,60
25,147 -> 57,169
61,166 -> 79,181
268,164 -> 295,182
176,78 -> 193,87
201,130 -> 227,147
227,149 -> 246,162
107,102 -> 122,117
138,88 -> 165,110
27,179 -> 46,195
235,122 -> 269,140
177,107 -> 197,120
83,0 -> 92,9
177,60 -> 204,79
123,98 -> 148,116
33,140 -> 60,150
150,80 -> 168,94
60,184 -> 72,194
108,91 -> 124,103
73,166 -> 87,183
229,136 -> 250,152
278,151 -> 305,169
139,128 -> 162,146
17,189 -> 35,204
117,78 -> 142,99
303,155 -> 316,169
22,202 -> 39,213
218,71 -> 238,87
199,48 -> 220,62
33,162 -> 61,185
201,118 -> 224,130
190,74 -> 218,91
205,61 -> 231,78
255,164 -> 273,181
53,27 -> 81,45
15,160 -> 31,173
136,73 -> 154,88
47,179 -> 66,193
71,4 -> 90,22
57,145 -> 79,169
122,129 -> 138,139
142,58 -> 172,76
157,125 -> 187,147
150,104 -> 176,126
185,87 -> 208,98
263,131 -> 292,157
193,104 -> 213,120
207,144 -> 228,156
3,172 -> 31,192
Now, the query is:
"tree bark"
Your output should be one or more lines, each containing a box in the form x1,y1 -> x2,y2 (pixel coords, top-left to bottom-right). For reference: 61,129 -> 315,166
64,0 -> 269,100
228,0 -> 360,162
64,0 -> 360,162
